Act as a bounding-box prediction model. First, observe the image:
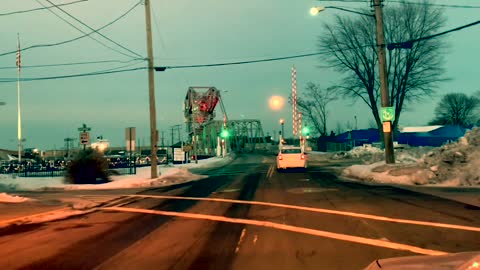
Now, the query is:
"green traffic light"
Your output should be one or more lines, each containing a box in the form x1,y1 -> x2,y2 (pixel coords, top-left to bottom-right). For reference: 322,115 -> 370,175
302,126 -> 310,134
221,129 -> 229,138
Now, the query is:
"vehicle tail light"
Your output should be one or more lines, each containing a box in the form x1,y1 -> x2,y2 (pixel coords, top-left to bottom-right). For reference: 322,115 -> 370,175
278,154 -> 283,160
301,154 -> 305,160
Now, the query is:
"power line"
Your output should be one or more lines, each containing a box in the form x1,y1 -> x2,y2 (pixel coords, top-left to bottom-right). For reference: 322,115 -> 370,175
387,1 -> 480,8
35,0 -> 135,58
0,1 -> 142,58
159,47 -> 372,70
0,0 -> 87,16
0,67 -> 146,83
315,0 -> 480,8
0,58 -> 144,70
2,19 -> 478,81
43,0 -> 143,58
388,20 -> 480,49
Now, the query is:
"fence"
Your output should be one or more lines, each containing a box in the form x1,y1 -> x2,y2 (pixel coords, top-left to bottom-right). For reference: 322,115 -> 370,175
1,164 -> 136,178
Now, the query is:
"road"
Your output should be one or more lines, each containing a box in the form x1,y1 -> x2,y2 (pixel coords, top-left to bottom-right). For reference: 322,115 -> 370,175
0,154 -> 479,270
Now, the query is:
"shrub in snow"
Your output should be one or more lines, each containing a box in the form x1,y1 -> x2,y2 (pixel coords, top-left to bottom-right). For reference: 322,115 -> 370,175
65,149 -> 110,184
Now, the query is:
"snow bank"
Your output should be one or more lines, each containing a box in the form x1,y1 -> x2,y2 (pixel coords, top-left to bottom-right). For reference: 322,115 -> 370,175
0,156 -> 231,191
343,128 -> 480,187
0,192 -> 31,203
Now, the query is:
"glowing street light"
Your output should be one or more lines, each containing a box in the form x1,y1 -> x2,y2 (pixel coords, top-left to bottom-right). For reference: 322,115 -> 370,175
269,95 -> 284,111
310,6 -> 325,16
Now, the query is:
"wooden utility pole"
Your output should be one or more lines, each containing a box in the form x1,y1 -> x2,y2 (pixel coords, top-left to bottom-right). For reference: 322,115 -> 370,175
144,0 -> 159,177
373,0 -> 395,163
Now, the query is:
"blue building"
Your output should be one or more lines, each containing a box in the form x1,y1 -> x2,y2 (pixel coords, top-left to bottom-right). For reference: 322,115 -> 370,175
397,125 -> 469,147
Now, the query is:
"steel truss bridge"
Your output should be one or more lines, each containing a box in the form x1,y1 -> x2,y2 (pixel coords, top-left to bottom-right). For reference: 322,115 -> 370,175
195,119 -> 268,155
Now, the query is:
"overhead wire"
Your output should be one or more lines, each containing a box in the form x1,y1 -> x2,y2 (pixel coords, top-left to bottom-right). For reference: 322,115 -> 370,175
42,0 -> 143,58
388,20 -> 480,49
315,0 -> 480,8
34,0 -> 137,59
0,0 -> 87,16
0,0 -> 143,58
1,15 -> 477,81
0,59 -> 144,70
0,67 -> 146,83
387,1 -> 480,8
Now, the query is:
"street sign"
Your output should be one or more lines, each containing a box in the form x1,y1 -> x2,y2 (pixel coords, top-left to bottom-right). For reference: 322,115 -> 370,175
381,107 -> 395,122
125,127 -> 136,141
182,144 -> 193,152
383,121 -> 391,133
78,123 -> 91,132
125,127 -> 136,152
80,132 -> 90,145
126,140 -> 136,152
174,148 -> 185,162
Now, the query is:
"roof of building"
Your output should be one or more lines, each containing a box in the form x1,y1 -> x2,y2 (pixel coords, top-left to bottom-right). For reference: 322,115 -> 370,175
399,126 -> 443,133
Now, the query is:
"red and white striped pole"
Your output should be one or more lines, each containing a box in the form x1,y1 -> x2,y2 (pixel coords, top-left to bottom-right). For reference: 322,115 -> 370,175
292,66 -> 297,137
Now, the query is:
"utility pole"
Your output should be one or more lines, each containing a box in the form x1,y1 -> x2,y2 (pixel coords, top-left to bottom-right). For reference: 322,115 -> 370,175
373,0 -> 395,164
144,0 -> 158,177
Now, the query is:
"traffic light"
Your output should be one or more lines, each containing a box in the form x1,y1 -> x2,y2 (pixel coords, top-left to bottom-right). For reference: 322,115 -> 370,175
221,129 -> 229,138
302,126 -> 310,135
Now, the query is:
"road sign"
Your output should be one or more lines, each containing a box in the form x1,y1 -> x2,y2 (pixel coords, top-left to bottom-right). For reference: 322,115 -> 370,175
78,123 -> 91,132
126,140 -> 136,152
381,107 -> 395,122
80,132 -> 90,145
182,144 -> 193,152
174,148 -> 185,162
383,121 -> 391,133
125,127 -> 136,141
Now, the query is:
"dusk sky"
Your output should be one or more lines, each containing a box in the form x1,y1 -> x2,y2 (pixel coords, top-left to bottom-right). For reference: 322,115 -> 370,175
0,0 -> 478,150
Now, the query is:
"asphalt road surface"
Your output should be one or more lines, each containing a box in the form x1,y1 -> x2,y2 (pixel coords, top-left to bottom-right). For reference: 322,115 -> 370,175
0,154 -> 479,270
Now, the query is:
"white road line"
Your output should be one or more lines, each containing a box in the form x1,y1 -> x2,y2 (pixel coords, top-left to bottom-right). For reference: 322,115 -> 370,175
102,206 -> 449,256
235,228 -> 247,253
126,194 -> 480,233
266,165 -> 274,179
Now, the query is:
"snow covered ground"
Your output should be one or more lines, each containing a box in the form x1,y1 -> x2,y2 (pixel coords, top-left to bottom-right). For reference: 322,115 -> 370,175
342,128 -> 480,188
0,155 -> 234,194
0,192 -> 31,203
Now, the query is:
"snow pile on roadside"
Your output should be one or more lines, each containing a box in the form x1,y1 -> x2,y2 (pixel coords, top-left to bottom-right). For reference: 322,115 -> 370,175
0,192 -> 31,203
331,145 -> 384,162
0,156 -> 231,191
343,128 -> 480,187
420,127 -> 480,186
63,168 -> 206,190
343,162 -> 434,185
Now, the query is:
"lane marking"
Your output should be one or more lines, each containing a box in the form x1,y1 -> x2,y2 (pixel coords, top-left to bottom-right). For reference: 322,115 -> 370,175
235,228 -> 247,253
126,194 -> 480,233
266,165 -> 275,179
253,234 -> 258,245
102,206 -> 449,256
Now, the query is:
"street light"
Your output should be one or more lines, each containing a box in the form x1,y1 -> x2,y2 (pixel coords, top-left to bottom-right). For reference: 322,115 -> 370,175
279,118 -> 285,136
310,1 -> 395,164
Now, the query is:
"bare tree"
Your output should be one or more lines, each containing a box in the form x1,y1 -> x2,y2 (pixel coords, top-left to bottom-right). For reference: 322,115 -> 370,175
368,118 -> 378,129
429,93 -> 480,127
335,122 -> 344,135
294,82 -> 338,136
318,0 -> 446,132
